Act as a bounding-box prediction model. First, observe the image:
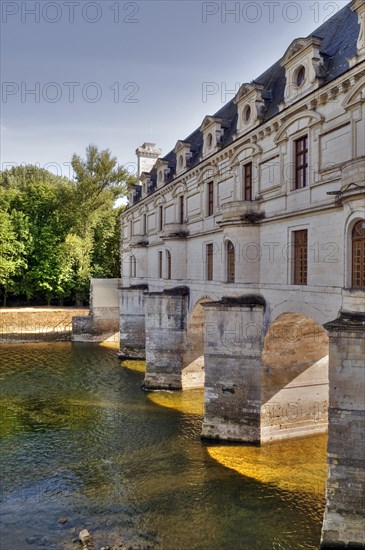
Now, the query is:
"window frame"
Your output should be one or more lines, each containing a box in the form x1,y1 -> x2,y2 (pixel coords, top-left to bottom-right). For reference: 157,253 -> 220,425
179,195 -> 185,225
207,181 -> 214,217
294,135 -> 308,190
158,251 -> 163,279
206,243 -> 214,281
293,229 -> 308,285
130,255 -> 136,278
226,240 -> 235,283
352,219 -> 365,289
166,250 -> 172,280
158,205 -> 164,232
243,162 -> 253,201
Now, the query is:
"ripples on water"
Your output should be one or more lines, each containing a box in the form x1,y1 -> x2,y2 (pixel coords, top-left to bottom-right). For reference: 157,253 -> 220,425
0,343 -> 327,549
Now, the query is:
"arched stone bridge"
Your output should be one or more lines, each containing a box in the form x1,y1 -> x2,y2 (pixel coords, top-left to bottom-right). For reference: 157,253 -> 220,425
119,284 -> 365,549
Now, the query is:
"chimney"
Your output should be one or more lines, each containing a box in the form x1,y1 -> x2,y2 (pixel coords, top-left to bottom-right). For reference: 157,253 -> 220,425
135,143 -> 162,179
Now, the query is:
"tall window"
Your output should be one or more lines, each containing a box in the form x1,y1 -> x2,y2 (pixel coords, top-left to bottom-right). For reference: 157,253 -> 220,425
206,243 -> 214,281
129,220 -> 133,238
244,162 -> 252,201
158,251 -> 163,278
158,205 -> 164,231
179,195 -> 184,224
293,230 -> 308,285
352,220 -> 365,288
166,250 -> 172,280
207,181 -> 214,217
226,241 -> 235,283
130,255 -> 136,278
142,213 -> 147,236
294,135 -> 308,189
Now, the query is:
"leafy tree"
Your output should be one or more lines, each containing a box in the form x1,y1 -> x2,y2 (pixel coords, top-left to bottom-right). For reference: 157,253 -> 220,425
0,148 -> 133,306
71,144 -> 135,237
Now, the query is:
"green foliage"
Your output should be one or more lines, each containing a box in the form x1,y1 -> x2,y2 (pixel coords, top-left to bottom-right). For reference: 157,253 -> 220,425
0,146 -> 134,306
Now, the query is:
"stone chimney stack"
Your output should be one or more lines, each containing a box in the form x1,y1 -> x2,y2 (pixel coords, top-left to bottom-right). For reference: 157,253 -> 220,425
135,143 -> 162,179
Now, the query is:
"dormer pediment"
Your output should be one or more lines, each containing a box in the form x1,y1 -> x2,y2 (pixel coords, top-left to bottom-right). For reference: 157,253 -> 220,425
174,140 -> 190,152
200,115 -> 222,132
140,171 -> 151,182
280,36 -> 325,106
281,36 -> 322,66
235,82 -> 265,103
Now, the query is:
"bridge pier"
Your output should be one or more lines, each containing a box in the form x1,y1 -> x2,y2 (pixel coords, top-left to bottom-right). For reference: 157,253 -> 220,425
119,286 -> 147,359
321,311 -> 365,549
201,296 -> 266,443
143,287 -> 191,390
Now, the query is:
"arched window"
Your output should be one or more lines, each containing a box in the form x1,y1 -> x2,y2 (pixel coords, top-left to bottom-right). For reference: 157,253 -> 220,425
352,220 -> 365,288
226,240 -> 235,283
166,250 -> 172,280
130,255 -> 136,278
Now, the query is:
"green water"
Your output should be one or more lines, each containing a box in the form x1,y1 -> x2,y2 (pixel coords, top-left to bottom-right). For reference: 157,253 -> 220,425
0,343 -> 326,549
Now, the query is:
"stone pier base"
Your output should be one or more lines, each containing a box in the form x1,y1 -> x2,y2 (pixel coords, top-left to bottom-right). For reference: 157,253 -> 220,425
143,287 -> 189,390
119,286 -> 147,359
201,296 -> 265,443
320,311 -> 365,549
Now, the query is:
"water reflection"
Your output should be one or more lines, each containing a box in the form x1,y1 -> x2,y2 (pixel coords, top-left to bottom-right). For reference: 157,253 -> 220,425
0,343 -> 326,549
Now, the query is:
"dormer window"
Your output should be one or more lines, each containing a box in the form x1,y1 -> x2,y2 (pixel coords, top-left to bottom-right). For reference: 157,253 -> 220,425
234,83 -> 265,137
200,116 -> 225,158
174,141 -> 192,175
281,36 -> 324,106
139,172 -> 151,197
154,158 -> 170,187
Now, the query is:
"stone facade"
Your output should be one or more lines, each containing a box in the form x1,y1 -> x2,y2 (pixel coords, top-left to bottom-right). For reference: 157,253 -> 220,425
119,3 -> 365,547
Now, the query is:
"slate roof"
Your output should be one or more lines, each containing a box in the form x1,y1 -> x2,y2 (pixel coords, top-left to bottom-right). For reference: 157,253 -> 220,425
134,2 -> 359,202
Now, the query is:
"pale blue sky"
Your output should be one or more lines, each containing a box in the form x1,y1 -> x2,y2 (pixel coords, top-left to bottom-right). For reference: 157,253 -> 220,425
1,0 -> 350,178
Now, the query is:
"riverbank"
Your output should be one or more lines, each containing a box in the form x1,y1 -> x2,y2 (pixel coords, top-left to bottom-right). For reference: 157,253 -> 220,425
0,307 -> 89,343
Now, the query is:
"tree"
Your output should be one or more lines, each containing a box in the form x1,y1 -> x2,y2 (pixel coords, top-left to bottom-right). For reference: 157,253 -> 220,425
71,144 -> 135,237
0,148 -> 134,306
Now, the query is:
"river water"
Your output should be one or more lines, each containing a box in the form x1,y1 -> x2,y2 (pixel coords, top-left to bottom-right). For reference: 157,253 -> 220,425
0,343 -> 327,550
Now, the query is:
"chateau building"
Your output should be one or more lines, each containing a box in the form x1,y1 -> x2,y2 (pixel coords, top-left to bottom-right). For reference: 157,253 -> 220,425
120,2 -> 365,548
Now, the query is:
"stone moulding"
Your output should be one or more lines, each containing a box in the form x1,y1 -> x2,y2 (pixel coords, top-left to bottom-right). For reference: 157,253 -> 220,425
145,286 -> 190,297
324,310 -> 365,331
203,294 -> 266,309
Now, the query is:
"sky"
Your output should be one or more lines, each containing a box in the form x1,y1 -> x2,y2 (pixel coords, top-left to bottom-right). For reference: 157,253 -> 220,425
1,0 -> 350,179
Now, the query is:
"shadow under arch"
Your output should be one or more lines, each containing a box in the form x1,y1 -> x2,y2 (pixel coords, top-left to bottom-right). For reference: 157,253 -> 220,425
261,311 -> 329,443
182,296 -> 213,389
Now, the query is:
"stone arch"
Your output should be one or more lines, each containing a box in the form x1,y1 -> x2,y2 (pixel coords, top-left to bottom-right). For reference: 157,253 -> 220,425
342,78 -> 365,109
261,311 -> 329,442
269,299 -> 334,327
274,111 -> 323,144
197,165 -> 219,186
230,142 -> 262,166
182,296 -> 213,389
